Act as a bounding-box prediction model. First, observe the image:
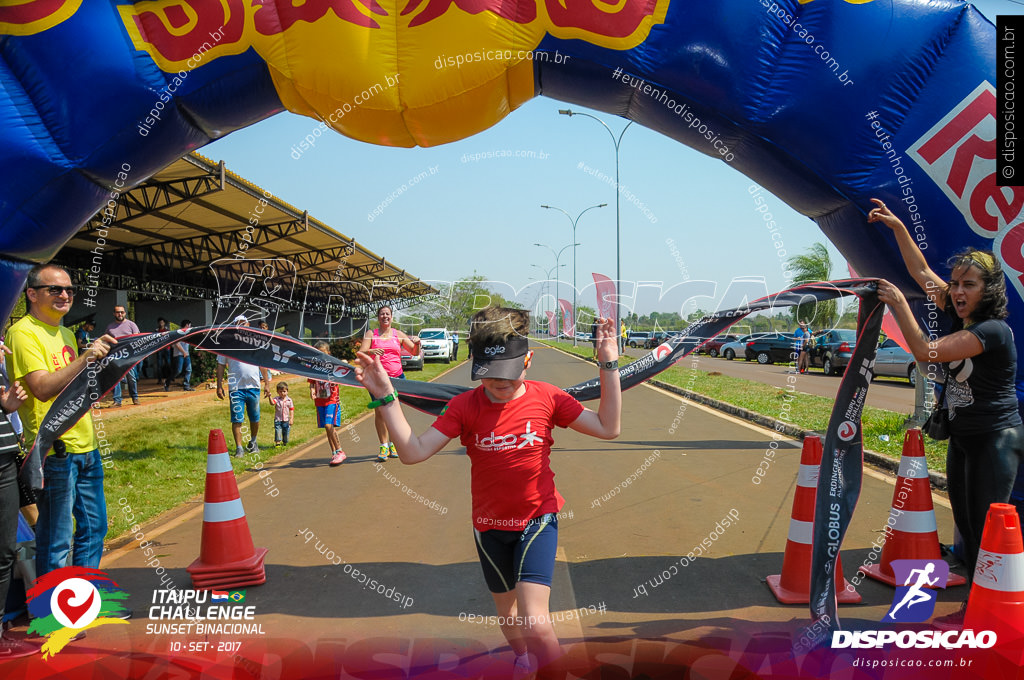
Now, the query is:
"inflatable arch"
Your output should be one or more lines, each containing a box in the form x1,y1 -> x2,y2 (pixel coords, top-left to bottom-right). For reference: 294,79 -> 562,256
0,1 -> 1015,386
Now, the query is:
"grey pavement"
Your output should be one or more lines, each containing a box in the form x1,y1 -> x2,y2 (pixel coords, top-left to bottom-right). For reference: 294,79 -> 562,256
84,343 -> 968,673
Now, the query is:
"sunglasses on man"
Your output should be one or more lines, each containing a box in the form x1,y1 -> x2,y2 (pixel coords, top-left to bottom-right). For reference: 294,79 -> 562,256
29,285 -> 76,296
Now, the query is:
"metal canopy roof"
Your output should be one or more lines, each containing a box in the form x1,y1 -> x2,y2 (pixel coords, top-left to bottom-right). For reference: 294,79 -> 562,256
59,151 -> 433,315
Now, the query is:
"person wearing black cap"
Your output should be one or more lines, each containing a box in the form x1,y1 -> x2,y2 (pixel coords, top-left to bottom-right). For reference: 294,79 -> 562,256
355,306 -> 620,679
75,317 -> 95,355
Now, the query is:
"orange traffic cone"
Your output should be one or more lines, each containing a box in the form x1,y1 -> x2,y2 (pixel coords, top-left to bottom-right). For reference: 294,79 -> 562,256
859,429 -> 966,587
962,503 -> 1024,670
766,435 -> 861,604
187,430 -> 268,589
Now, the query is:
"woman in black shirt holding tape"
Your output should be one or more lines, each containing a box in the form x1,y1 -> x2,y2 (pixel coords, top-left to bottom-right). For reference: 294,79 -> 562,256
870,198 -> 1023,628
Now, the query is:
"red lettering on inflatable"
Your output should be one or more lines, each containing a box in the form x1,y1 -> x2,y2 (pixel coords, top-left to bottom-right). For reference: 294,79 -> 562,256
911,83 -> 1024,236
129,0 -> 245,62
946,134 -> 993,199
971,172 -> 1024,233
996,222 -> 1024,304
544,0 -> 660,39
400,0 -> 536,28
254,0 -> 388,33
0,0 -> 68,25
916,90 -> 993,165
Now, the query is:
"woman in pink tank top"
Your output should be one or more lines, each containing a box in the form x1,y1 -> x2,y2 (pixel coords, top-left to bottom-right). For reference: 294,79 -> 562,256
359,305 -> 421,462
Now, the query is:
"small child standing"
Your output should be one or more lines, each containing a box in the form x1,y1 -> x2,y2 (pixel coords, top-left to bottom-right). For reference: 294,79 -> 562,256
270,382 -> 294,446
308,341 -> 346,466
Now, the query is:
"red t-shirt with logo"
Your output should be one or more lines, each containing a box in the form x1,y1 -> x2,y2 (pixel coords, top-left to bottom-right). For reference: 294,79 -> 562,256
431,380 -> 584,532
308,379 -> 340,407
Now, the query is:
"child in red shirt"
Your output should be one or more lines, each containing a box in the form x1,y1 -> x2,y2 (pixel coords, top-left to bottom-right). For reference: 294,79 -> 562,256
355,307 -> 621,678
309,341 -> 346,466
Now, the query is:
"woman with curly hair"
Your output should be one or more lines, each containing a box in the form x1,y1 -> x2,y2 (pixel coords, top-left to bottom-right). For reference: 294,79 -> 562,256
869,198 -> 1023,628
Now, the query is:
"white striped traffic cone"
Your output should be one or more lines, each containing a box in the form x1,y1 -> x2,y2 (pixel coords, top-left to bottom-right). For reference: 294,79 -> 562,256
961,503 -> 1024,673
859,429 -> 966,587
187,430 -> 267,588
766,435 -> 860,604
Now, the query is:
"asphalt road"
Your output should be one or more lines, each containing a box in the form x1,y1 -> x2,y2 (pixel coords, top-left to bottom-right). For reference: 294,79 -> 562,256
621,346 -> 920,415
24,341 -> 973,679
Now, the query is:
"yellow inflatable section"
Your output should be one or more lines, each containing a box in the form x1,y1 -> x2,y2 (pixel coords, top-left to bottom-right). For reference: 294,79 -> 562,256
117,0 -> 670,147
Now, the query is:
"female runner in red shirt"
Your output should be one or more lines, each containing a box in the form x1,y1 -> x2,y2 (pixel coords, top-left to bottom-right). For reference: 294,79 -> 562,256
355,307 -> 620,679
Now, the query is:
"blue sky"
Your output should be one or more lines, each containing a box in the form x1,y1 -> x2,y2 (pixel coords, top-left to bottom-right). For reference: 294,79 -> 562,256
204,1 -> 1010,318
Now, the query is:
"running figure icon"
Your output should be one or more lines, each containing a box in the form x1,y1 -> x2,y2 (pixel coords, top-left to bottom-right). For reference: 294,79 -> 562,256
882,559 -> 950,623
887,563 -> 939,618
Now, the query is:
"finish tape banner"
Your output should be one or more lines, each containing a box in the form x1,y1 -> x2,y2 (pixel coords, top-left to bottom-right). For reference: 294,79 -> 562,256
23,279 -> 883,641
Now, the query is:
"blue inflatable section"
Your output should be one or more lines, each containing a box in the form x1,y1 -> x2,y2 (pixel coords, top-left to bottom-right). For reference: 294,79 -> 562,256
0,0 -> 1014,393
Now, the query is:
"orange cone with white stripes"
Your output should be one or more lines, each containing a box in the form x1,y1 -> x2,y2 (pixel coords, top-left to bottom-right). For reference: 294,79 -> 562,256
187,430 -> 267,588
962,503 -> 1024,669
859,428 -> 966,587
766,435 -> 861,604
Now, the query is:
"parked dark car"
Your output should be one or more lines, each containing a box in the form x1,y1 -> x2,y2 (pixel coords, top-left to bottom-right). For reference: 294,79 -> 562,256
700,333 -> 739,357
720,332 -> 774,360
744,333 -> 802,364
644,331 -> 671,349
808,329 -> 857,375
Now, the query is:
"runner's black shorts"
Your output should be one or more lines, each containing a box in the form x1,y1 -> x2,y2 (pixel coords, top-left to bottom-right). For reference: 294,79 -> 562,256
473,513 -> 558,593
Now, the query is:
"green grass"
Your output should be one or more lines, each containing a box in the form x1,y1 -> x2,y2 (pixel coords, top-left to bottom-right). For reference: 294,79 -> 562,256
103,359 -> 465,540
536,338 -> 946,472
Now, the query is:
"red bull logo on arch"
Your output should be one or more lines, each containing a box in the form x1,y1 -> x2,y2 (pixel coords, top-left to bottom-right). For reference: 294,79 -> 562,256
118,0 -> 673,73
0,0 -> 82,35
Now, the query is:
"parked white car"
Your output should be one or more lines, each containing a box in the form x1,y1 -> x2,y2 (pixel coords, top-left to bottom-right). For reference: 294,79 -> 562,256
419,328 -> 453,363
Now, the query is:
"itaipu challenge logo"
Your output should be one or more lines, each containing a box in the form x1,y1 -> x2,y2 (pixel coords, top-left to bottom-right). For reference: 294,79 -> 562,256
26,567 -> 130,658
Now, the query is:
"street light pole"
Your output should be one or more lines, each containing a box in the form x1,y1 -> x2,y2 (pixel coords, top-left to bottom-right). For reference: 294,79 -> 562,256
530,263 -> 563,335
559,109 -> 633,350
541,203 -> 606,346
534,243 -> 577,338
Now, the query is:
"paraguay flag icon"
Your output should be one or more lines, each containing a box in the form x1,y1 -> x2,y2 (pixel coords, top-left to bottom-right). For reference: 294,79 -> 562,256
211,590 -> 229,602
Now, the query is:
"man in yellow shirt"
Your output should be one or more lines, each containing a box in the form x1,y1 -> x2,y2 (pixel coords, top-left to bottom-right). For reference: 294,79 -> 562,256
7,264 -> 116,576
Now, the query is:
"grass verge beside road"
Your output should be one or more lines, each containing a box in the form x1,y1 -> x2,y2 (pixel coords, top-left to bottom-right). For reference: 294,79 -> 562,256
536,338 -> 946,472
102,357 -> 464,539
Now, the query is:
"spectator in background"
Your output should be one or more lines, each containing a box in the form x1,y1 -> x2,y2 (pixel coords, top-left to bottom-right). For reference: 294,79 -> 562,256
75,317 -> 95,355
156,317 -> 173,391
359,306 -> 420,462
7,264 -> 117,577
216,316 -> 272,458
0,346 -> 24,449
172,319 -> 193,391
794,321 -> 813,374
871,198 -> 1024,629
270,382 -> 294,447
309,341 -> 346,466
105,305 -> 139,406
0,361 -> 32,658
452,331 -> 459,360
